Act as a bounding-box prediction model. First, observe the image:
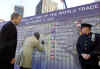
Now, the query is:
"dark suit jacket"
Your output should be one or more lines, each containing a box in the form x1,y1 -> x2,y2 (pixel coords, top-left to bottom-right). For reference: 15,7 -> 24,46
0,21 -> 17,64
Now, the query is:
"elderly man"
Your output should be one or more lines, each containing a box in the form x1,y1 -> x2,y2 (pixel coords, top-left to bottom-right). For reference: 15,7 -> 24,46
0,13 -> 22,69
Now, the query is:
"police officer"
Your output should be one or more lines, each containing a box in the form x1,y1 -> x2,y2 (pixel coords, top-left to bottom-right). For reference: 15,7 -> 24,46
76,23 -> 99,69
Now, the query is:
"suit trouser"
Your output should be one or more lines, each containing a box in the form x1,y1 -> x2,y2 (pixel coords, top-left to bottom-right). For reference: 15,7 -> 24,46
80,62 -> 99,69
20,67 -> 32,69
0,64 -> 14,69
79,57 -> 99,69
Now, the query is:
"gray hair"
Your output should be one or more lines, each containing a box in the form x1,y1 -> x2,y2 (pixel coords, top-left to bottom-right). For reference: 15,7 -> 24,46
11,13 -> 21,20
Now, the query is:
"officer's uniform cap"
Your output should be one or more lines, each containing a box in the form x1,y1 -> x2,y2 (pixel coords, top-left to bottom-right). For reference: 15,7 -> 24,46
81,23 -> 92,29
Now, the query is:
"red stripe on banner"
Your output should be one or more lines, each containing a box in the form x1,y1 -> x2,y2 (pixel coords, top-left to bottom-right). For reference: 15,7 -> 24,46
61,0 -> 64,2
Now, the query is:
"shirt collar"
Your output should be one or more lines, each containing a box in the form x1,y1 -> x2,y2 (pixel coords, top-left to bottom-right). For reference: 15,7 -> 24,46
10,21 -> 16,26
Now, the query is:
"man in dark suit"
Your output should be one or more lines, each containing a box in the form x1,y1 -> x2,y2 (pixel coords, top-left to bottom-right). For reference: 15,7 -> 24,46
0,13 -> 22,69
76,23 -> 100,69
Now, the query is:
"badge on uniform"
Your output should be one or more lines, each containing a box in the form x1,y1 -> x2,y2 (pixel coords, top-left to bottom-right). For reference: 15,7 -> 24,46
98,56 -> 100,66
91,33 -> 95,42
98,61 -> 100,66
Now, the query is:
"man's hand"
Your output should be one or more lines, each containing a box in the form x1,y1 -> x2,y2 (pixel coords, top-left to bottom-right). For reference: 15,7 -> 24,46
81,54 -> 91,60
10,58 -> 16,64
